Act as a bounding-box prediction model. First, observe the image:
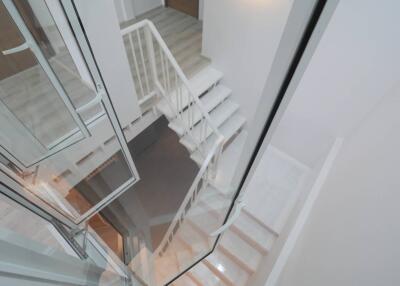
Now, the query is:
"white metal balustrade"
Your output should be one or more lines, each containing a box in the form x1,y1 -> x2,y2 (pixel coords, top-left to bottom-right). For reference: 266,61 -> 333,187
121,19 -> 227,280
121,20 -> 224,160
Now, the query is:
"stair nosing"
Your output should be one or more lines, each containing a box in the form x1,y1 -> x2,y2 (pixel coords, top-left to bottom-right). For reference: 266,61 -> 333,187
180,100 -> 239,152
168,85 -> 232,135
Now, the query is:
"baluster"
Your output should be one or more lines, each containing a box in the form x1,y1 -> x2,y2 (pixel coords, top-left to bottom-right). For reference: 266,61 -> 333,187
165,58 -> 171,96
128,32 -> 145,100
200,118 -> 207,144
188,99 -> 193,131
159,46 -> 167,91
136,28 -> 150,94
174,71 -> 180,114
191,99 -> 195,133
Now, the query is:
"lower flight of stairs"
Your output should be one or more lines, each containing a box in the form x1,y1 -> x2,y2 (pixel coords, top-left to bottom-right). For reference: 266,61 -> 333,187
153,65 -> 278,286
155,184 -> 278,286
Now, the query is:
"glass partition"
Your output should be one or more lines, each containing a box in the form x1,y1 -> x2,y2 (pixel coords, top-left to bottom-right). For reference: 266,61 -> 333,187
1,0 -> 323,284
0,0 -> 138,225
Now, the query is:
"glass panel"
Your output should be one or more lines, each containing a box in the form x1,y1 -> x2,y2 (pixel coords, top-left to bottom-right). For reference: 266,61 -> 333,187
15,0 -> 103,120
0,193 -> 127,285
0,0 -> 137,224
0,1 -> 85,166
0,191 -> 76,256
0,0 -> 316,284
92,0 -> 317,284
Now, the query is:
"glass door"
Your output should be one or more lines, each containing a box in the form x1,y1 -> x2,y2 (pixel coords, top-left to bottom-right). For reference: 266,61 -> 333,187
62,0 -> 324,285
0,0 -> 139,225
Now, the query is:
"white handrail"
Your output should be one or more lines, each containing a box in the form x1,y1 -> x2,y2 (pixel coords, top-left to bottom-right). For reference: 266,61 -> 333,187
145,20 -> 222,137
120,19 -> 226,258
155,136 -> 224,257
121,20 -> 222,139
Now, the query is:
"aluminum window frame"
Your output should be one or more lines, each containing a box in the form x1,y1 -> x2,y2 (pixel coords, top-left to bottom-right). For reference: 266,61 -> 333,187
0,0 -> 140,226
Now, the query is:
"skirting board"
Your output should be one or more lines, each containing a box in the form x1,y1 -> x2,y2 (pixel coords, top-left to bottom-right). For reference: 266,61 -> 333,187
264,138 -> 344,286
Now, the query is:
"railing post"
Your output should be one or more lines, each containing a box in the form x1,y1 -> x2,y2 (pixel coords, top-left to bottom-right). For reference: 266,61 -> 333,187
144,23 -> 159,91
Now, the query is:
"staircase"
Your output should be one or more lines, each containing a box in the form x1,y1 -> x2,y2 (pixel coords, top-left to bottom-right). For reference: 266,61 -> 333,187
160,186 -> 278,286
156,66 -> 245,167
120,13 -> 280,286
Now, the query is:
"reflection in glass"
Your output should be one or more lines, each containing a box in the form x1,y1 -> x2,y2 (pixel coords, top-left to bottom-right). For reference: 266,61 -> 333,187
0,192 -> 75,255
0,1 -> 135,223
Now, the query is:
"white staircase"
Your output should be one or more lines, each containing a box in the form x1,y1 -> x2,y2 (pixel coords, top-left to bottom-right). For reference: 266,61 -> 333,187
158,184 -> 279,286
156,65 -> 246,167
121,19 -> 277,286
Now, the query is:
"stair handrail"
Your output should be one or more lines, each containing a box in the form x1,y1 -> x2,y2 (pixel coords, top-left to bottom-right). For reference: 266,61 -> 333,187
121,19 -> 226,263
154,135 -> 224,258
121,20 -> 223,144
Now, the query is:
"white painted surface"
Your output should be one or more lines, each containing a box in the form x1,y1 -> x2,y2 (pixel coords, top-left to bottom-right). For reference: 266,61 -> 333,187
278,92 -> 400,285
266,139 -> 343,286
202,0 -> 294,123
132,0 -> 162,17
114,0 -> 162,23
44,0 -> 94,87
199,0 -> 204,20
266,1 -> 400,285
244,145 -> 310,233
271,0 -> 400,168
75,0 -> 141,127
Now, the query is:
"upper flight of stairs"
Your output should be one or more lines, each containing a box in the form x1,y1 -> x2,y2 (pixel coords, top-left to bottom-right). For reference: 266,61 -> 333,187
156,65 -> 246,167
122,6 -> 209,79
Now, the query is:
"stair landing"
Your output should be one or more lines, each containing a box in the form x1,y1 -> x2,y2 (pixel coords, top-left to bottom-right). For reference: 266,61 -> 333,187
121,6 -> 210,79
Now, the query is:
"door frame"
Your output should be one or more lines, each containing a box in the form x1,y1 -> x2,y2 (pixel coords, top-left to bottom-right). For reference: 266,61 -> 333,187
0,0 -> 140,227
1,0 -> 91,170
165,0 -> 200,19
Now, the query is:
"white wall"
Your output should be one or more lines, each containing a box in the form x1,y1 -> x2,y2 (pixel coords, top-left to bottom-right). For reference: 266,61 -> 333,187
269,0 -> 400,285
202,0 -> 295,123
270,0 -> 400,168
133,0 -> 162,17
114,0 -> 162,23
75,0 -> 142,127
199,0 -> 204,20
44,0 -> 93,87
278,88 -> 400,286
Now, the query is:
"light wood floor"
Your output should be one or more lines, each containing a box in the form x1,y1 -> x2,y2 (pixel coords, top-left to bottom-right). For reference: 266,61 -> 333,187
0,52 -> 99,148
121,6 -> 209,79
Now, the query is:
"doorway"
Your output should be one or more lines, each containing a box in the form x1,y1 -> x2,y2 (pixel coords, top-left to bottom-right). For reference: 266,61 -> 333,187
166,0 -> 199,18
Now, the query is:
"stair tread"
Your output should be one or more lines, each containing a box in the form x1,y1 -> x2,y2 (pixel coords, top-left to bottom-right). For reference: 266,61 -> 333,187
154,251 -> 180,285
180,100 -> 239,152
231,211 -> 277,255
198,190 -> 276,256
191,114 -> 246,165
204,248 -> 249,286
176,221 -> 210,255
187,206 -> 223,237
169,85 -> 232,135
156,66 -> 223,118
219,229 -> 263,273
190,191 -> 263,273
189,262 -> 227,286
173,275 -> 199,286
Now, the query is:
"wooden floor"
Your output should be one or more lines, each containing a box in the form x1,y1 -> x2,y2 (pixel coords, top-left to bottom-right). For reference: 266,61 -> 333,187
121,6 -> 209,79
0,51 -> 100,148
